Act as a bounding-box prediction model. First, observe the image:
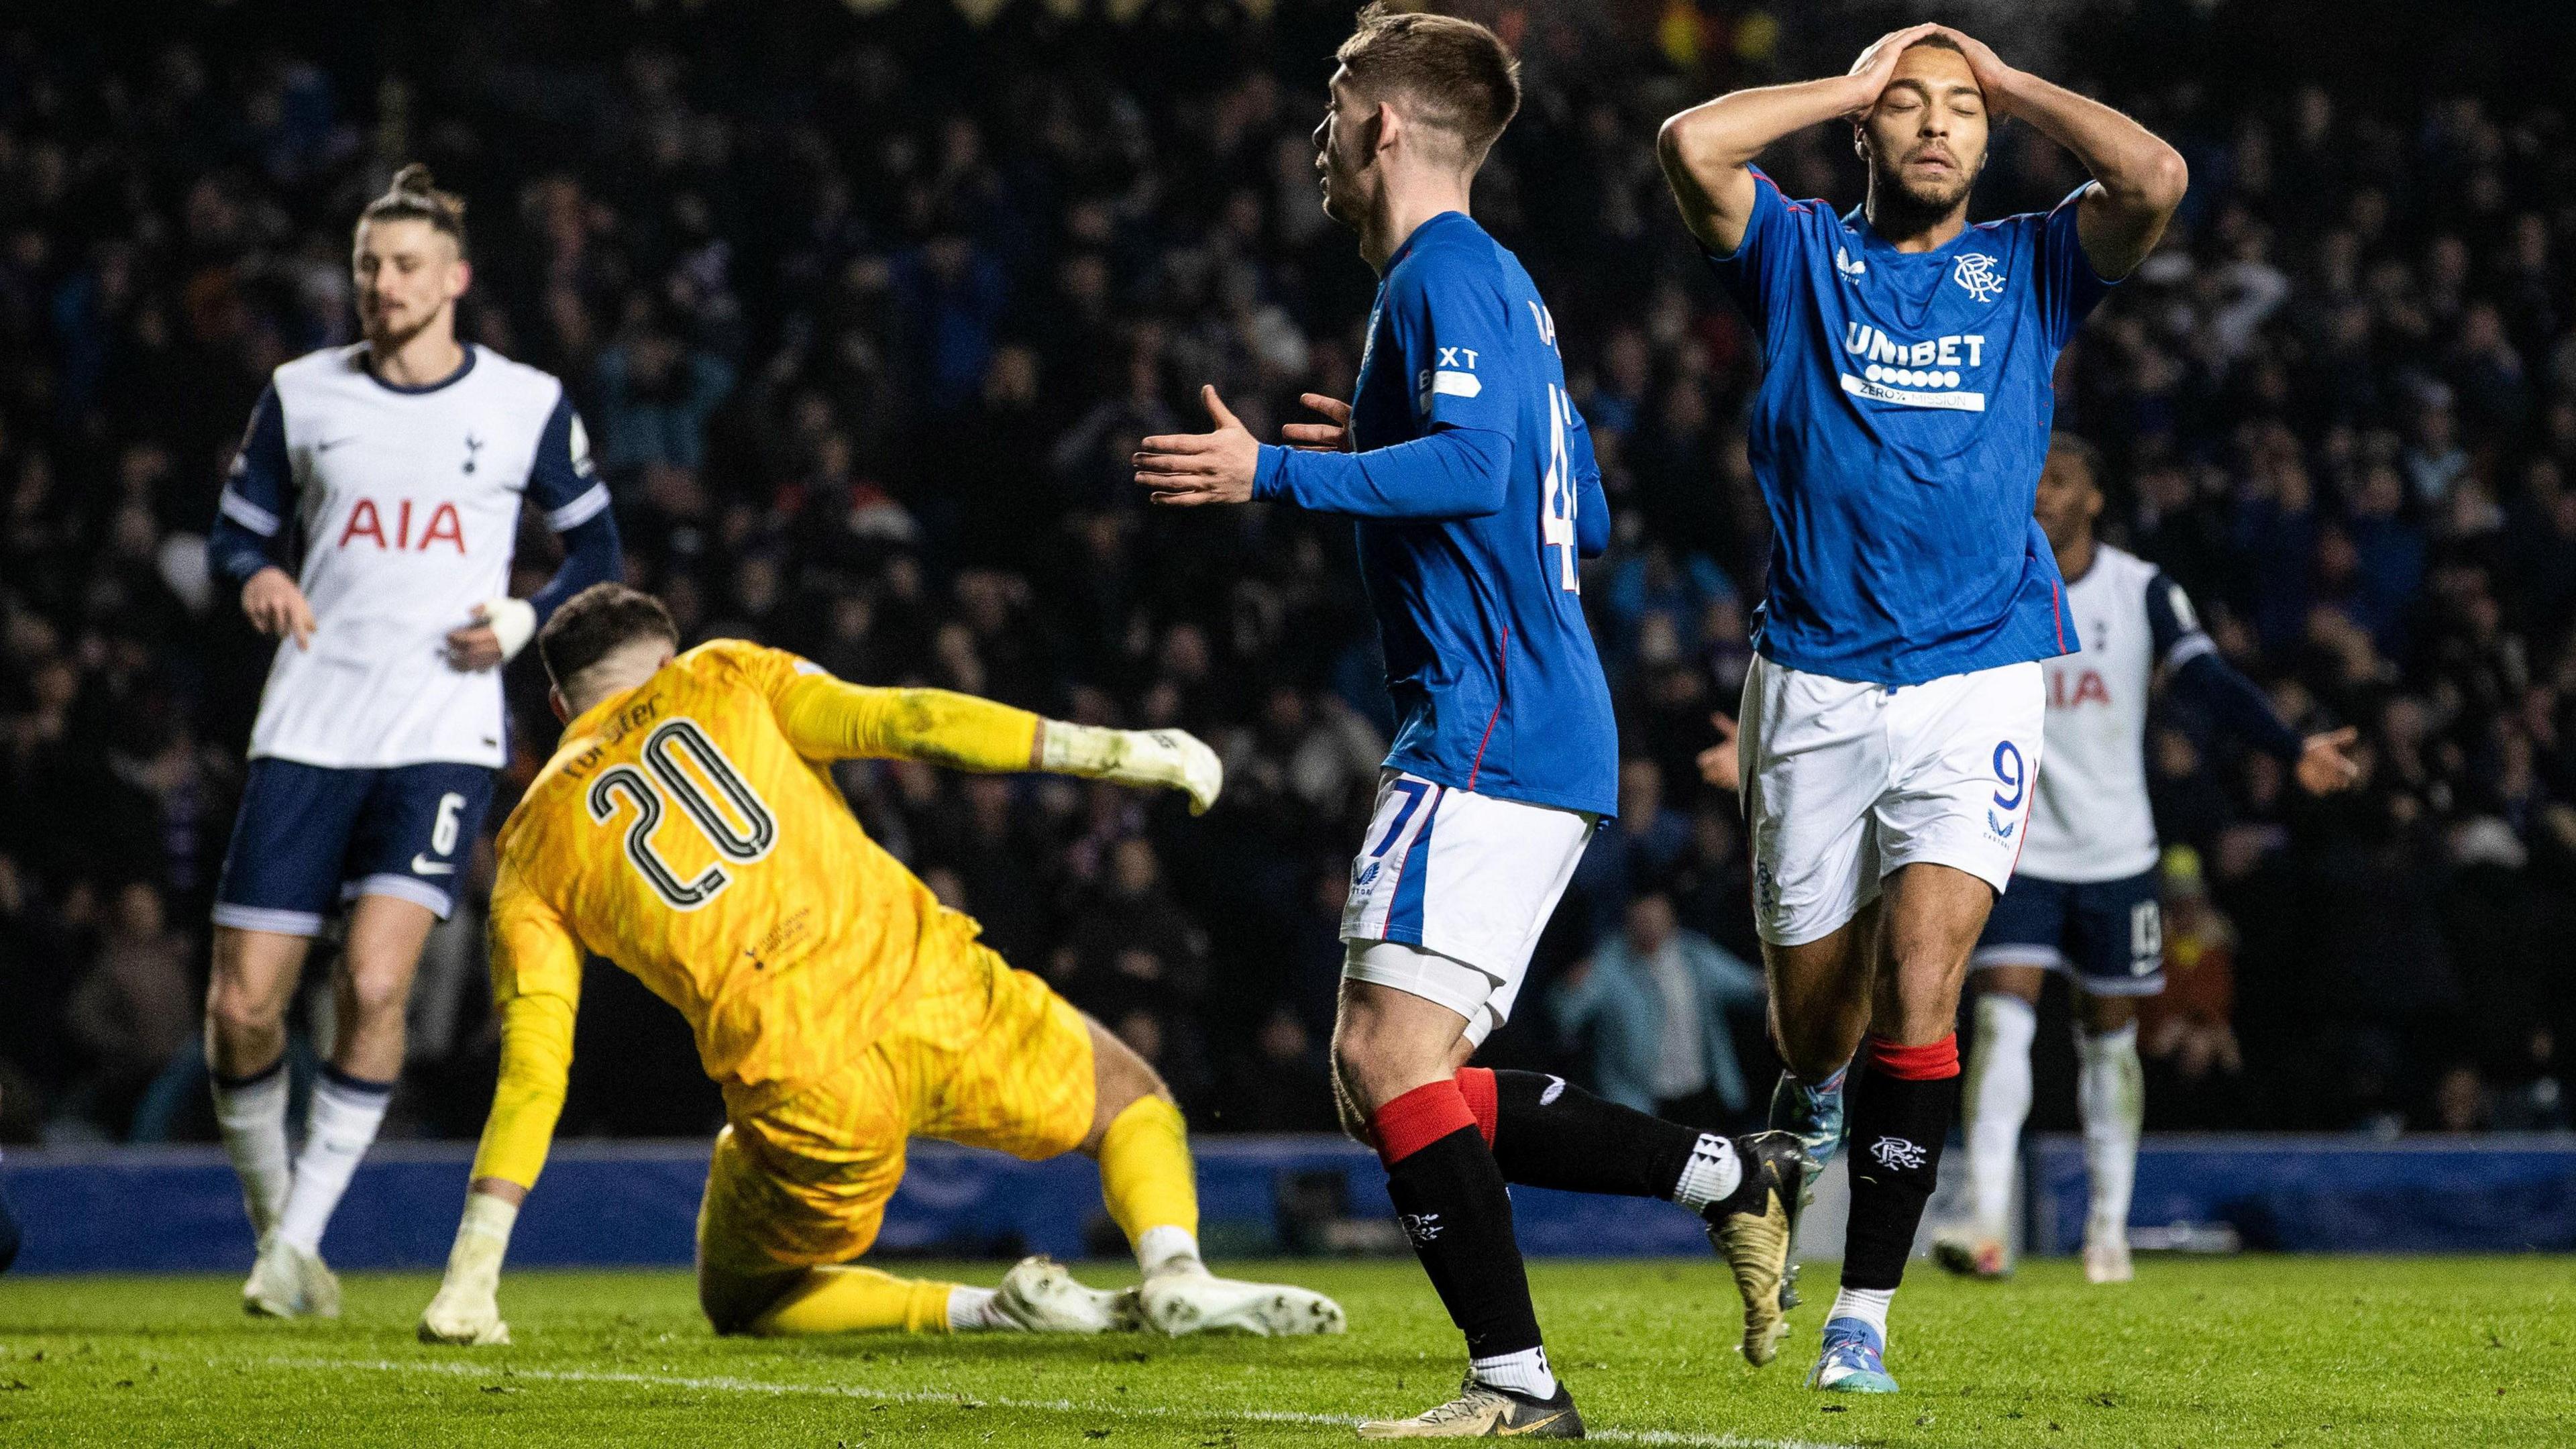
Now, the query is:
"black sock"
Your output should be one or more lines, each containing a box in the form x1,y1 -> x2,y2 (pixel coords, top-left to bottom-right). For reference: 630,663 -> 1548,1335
1381,1120 -> 1545,1362
1476,1068 -> 1708,1201
1841,1038 -> 1962,1291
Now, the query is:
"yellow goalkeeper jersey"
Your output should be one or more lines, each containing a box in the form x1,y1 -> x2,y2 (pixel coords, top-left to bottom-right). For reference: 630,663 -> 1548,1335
471,639 -> 1042,1187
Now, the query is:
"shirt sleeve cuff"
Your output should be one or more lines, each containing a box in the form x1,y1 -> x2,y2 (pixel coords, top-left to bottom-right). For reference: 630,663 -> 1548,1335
1252,443 -> 1288,503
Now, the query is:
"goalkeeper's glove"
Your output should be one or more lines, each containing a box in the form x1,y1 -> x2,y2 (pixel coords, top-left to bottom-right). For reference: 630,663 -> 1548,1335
1038,722 -> 1223,814
419,1191 -> 519,1346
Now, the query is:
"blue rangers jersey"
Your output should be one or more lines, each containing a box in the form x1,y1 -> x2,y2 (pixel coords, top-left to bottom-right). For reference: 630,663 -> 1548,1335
1253,210 -> 1617,816
1707,170 -> 2115,685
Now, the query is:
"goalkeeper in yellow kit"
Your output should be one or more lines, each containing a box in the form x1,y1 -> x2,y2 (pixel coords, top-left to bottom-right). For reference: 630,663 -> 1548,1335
415,583 -> 1343,1344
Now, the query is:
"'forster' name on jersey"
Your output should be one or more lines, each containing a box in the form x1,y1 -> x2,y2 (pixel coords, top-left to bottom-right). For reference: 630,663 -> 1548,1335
1707,170 -> 2116,685
1254,210 -> 1617,816
217,344 -> 610,769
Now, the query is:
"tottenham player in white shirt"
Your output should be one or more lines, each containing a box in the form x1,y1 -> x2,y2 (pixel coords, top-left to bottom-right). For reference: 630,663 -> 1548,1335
202,167 -> 623,1318
1935,433 -> 2357,1284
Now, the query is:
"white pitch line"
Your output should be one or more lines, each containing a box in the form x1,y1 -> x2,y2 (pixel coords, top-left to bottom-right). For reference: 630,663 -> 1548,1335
246,1354 -> 1853,1449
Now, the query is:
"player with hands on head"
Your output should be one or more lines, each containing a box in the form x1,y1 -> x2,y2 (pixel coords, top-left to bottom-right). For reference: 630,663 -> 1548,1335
1658,21 -> 2187,1393
1937,433 -> 2358,1288
417,584 -> 1313,1350
203,164 -> 623,1320
1144,6 -> 1815,1436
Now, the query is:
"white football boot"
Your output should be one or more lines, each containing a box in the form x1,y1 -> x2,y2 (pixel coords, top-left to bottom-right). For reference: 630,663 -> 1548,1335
2082,1226 -> 2134,1284
989,1256 -> 1133,1333
1135,1262 -> 1346,1336
244,1236 -> 339,1319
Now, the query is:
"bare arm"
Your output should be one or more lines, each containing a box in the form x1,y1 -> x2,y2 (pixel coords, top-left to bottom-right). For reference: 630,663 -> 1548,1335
1937,27 -> 2187,280
1656,24 -> 1935,254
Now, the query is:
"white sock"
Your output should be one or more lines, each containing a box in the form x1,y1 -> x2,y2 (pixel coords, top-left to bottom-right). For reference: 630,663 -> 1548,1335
211,1061 -> 293,1239
1136,1224 -> 1204,1277
1826,1285 -> 1895,1341
2076,1022 -> 2144,1243
275,1069 -> 394,1254
947,1285 -> 1004,1331
1670,1134 -> 1743,1211
1470,1344 -> 1556,1400
1964,993 -> 2037,1240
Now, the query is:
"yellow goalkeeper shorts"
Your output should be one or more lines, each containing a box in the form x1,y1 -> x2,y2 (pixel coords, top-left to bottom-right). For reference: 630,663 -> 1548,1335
697,930 -> 1098,1277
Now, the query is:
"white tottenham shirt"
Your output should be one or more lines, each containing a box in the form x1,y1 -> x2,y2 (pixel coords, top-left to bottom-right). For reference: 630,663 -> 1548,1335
216,344 -> 608,769
2019,544 -> 2215,883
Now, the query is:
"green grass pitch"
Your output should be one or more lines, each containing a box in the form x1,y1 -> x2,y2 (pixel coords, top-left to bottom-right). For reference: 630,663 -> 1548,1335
2,1256 -> 2569,1447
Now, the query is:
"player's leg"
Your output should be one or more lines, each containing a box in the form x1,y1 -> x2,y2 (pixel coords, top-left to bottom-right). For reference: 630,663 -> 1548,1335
2074,988 -> 2143,1282
1805,863 -> 1986,1392
256,890 -> 433,1320
264,765 -> 490,1313
205,926 -> 313,1238
1739,654 -> 1897,1316
2068,870 -> 2161,1283
207,758 -> 368,1317
1071,1014 -> 1344,1336
1744,653 -> 1890,1165
692,1027 -> 1111,1340
1333,777 -> 1591,1434
1936,949 -> 2049,1280
1815,660 -> 2043,1393
693,1118 -> 987,1337
1336,972 -> 1576,1436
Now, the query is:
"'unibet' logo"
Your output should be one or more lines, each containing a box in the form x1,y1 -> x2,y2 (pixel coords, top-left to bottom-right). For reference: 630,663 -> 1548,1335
1952,252 -> 2005,302
1869,1136 -> 1928,1171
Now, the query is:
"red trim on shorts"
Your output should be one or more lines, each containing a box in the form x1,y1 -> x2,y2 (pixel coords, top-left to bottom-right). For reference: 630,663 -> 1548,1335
1466,627 -> 1510,790
1865,1033 -> 1961,1081
1456,1067 -> 1499,1146
1371,1079 -> 1479,1165
2050,582 -> 2065,653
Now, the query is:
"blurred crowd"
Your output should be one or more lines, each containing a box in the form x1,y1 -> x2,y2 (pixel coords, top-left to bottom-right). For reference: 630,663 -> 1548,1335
0,0 -> 2570,1148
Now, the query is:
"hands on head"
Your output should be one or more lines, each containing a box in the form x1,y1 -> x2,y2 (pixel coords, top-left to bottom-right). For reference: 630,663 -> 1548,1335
1845,23 -> 2013,120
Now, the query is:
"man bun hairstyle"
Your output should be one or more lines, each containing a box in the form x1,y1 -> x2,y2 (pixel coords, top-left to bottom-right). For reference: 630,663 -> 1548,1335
538,582 -> 678,689
1335,2 -> 1521,169
360,163 -> 470,255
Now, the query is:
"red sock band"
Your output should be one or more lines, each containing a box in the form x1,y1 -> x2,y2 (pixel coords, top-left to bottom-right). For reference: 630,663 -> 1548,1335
1866,1033 -> 1961,1081
1455,1067 -> 1498,1146
1371,1079 -> 1479,1165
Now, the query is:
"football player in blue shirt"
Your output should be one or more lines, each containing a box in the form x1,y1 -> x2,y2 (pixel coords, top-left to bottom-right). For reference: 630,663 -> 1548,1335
1658,23 -> 2188,1392
1140,5 -> 1808,1436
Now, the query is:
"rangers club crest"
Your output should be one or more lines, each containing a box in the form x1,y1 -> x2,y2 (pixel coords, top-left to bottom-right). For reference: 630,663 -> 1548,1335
1869,1136 -> 1929,1171
1952,252 -> 2005,302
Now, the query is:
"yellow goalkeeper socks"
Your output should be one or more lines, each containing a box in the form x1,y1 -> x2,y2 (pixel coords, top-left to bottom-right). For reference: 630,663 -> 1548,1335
1097,1093 -> 1202,1273
745,1266 -> 961,1336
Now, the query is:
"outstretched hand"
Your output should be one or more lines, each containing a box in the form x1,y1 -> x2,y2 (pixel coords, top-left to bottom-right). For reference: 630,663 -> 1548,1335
1135,385 -> 1262,506
2294,726 -> 2363,795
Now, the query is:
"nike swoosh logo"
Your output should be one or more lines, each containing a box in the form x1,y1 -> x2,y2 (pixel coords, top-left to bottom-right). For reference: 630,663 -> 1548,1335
412,855 -> 457,875
315,436 -> 360,451
1497,1411 -> 1568,1436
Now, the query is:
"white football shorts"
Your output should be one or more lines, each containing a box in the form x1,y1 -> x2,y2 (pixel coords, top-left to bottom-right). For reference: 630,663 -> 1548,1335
1340,770 -> 1597,1049
1739,653 -> 2045,947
